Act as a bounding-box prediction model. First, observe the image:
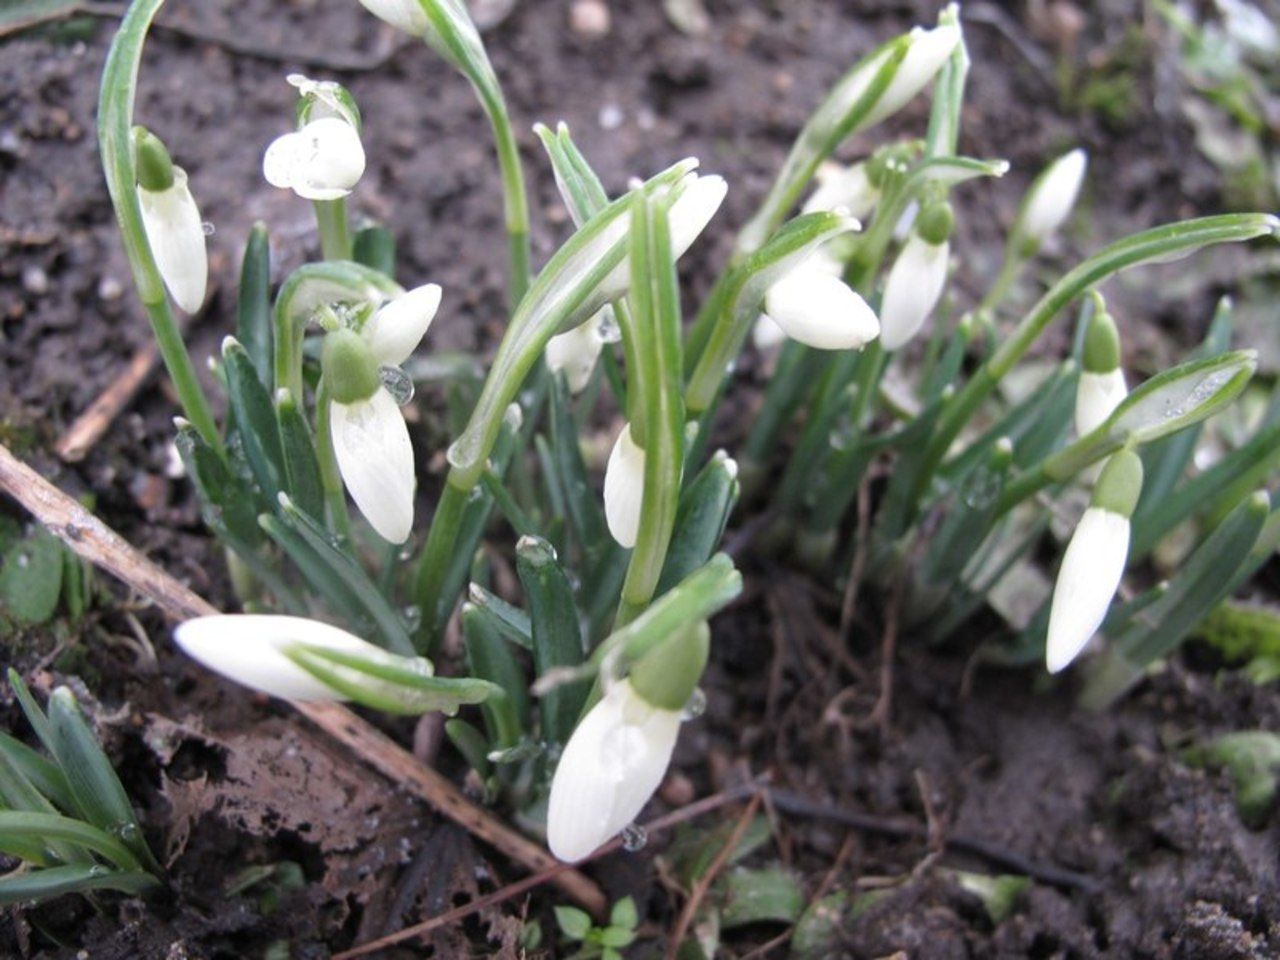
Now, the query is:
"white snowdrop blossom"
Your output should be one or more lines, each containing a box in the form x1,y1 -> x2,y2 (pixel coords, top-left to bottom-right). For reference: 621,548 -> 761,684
355,0 -> 430,36
761,258 -> 880,351
1020,149 -> 1087,247
1045,450 -> 1143,673
1075,368 -> 1127,437
138,167 -> 208,314
264,116 -> 366,201
331,389 -> 416,543
803,161 -> 878,220
174,614 -> 381,701
604,423 -> 646,548
546,309 -> 608,393
878,234 -> 950,351
546,678 -> 682,862
361,283 -> 442,366
1045,507 -> 1129,673
752,313 -> 788,352
862,19 -> 963,128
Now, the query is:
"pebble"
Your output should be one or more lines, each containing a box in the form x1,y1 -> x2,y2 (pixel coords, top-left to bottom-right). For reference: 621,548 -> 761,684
569,0 -> 611,38
598,103 -> 624,131
22,265 -> 48,296
98,276 -> 124,301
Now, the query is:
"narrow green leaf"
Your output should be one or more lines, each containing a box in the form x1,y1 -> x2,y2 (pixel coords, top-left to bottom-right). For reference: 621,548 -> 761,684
0,864 -> 158,906
223,337 -> 287,502
516,536 -> 588,745
718,867 -> 804,929
0,811 -> 144,873
237,222 -> 273,385
0,732 -> 75,815
274,390 -> 326,523
0,527 -> 63,625
465,584 -> 533,651
657,451 -> 739,595
353,225 -> 397,276
443,718 -> 492,778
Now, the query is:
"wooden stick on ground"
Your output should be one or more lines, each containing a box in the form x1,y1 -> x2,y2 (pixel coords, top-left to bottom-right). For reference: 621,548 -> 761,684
0,441 -> 607,917
55,340 -> 160,463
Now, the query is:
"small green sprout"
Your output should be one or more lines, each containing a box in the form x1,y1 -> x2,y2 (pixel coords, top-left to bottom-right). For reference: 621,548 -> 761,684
555,895 -> 639,959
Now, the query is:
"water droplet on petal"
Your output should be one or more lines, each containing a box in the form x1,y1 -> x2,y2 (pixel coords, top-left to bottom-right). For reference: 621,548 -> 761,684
620,823 -> 648,852
681,687 -> 707,721
201,221 -> 216,236
379,365 -> 415,406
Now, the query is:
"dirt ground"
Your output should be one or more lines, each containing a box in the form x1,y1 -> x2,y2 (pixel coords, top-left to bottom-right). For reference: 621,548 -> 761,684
1,0 -> 1276,957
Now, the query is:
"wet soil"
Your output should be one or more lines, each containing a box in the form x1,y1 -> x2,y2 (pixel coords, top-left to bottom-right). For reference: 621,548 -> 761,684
1,0 -> 1276,957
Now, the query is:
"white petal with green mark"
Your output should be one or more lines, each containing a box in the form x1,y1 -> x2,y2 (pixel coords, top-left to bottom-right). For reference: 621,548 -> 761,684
331,388 -> 415,543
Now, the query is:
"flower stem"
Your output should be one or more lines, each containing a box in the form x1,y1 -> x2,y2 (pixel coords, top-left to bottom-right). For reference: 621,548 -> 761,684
413,479 -> 469,652
314,380 -> 352,542
314,198 -> 352,262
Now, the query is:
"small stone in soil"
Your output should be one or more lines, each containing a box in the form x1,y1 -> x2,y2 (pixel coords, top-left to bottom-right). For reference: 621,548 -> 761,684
570,0 -> 611,39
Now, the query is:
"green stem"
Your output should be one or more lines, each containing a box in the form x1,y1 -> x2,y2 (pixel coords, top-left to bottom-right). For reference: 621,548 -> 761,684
144,298 -> 222,455
977,248 -> 1022,315
479,86 -> 531,305
314,380 -> 352,541
413,480 -> 469,651
314,198 -> 352,261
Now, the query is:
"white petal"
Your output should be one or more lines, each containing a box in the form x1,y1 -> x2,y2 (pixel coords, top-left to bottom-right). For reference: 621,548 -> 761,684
1074,368 -> 1128,437
604,423 -> 646,548
878,236 -> 949,351
363,284 -> 442,366
547,310 -> 606,393
1046,507 -> 1130,673
763,260 -> 880,351
174,614 -> 376,700
331,389 -> 415,543
1022,149 -> 1087,244
356,0 -> 429,36
263,117 -> 365,201
669,174 -> 728,260
137,168 -> 207,314
803,162 -> 877,219
752,313 -> 787,352
546,679 -> 681,862
862,21 -> 962,128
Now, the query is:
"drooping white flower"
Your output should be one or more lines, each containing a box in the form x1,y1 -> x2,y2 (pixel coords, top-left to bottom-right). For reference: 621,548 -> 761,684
803,161 -> 878,220
879,234 -> 950,351
752,313 -> 788,352
761,259 -> 880,351
174,614 -> 380,701
264,116 -> 366,201
323,329 -> 416,543
546,309 -> 608,393
604,423 -> 646,548
862,19 -> 964,128
138,166 -> 208,314
1045,449 -> 1143,673
546,678 -> 681,862
361,283 -> 442,366
1020,149 -> 1087,248
355,0 -> 429,36
1075,368 -> 1127,437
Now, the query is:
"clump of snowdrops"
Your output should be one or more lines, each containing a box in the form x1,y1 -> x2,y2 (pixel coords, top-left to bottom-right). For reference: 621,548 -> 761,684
96,0 -> 1278,862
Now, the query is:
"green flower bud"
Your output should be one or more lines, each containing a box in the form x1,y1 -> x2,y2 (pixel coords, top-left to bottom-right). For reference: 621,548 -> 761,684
629,621 -> 710,711
917,200 -> 955,245
1091,448 -> 1144,518
132,126 -> 175,192
322,329 -> 380,404
1083,301 -> 1121,374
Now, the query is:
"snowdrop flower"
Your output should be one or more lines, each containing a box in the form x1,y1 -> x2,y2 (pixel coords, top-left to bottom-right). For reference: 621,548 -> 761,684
1046,450 -> 1143,673
175,614 -> 384,701
1075,303 -> 1127,437
547,624 -> 709,862
803,161 -> 879,220
355,0 -> 430,36
1018,149 -> 1087,253
879,210 -> 953,352
752,313 -> 788,352
264,76 -> 365,201
604,423 -> 646,548
761,258 -> 880,351
547,308 -> 608,393
133,127 -> 207,314
361,282 -> 442,366
322,329 -> 416,543
861,17 -> 963,128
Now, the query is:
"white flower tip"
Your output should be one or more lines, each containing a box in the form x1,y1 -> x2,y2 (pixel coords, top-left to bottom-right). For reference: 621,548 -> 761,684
669,174 -> 728,258
356,0 -> 430,36
363,283 -> 442,366
136,169 -> 207,314
174,614 -> 370,701
330,391 -> 415,544
1074,368 -> 1128,438
546,680 -> 681,862
1045,507 -> 1130,674
764,261 -> 880,351
1023,148 -> 1088,243
878,236 -> 950,352
546,312 -> 606,394
604,424 -> 646,548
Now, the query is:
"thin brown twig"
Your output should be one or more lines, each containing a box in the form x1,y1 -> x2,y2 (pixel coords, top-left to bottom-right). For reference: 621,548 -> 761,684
666,792 -> 764,960
0,442 -> 606,915
839,473 -> 873,639
56,340 -> 160,463
334,779 -> 769,959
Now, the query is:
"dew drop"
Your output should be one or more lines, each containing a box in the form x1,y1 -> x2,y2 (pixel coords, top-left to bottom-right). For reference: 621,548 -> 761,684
401,605 -> 422,631
961,466 -> 1001,510
16,552 -> 29,569
620,823 -> 648,852
681,687 -> 707,721
379,365 -> 415,406
201,221 -> 216,237
596,309 -> 622,344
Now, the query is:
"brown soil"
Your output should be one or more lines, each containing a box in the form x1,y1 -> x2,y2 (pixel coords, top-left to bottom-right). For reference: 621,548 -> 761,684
1,1 -> 1275,957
